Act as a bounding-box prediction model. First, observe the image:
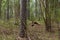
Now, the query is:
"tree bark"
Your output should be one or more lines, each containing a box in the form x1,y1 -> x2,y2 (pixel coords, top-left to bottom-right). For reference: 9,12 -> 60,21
19,0 -> 27,38
45,0 -> 51,32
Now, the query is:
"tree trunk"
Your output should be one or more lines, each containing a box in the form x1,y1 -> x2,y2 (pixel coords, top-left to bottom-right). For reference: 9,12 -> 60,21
19,0 -> 27,39
27,0 -> 30,20
0,0 -> 2,19
6,0 -> 9,20
35,0 -> 38,18
14,0 -> 20,25
45,0 -> 51,32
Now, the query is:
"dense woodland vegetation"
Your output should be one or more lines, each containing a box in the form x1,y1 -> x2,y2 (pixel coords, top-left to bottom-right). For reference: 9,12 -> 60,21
0,0 -> 60,40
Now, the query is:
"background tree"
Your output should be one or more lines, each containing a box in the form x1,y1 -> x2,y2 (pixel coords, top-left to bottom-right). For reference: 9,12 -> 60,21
0,0 -> 2,19
6,0 -> 9,20
14,0 -> 20,25
27,0 -> 30,20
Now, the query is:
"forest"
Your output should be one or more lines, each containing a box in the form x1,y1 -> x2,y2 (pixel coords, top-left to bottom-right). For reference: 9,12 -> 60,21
0,0 -> 60,40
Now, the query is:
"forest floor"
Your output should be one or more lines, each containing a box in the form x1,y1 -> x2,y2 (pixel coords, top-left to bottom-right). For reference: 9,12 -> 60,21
0,22 -> 59,40
27,22 -> 59,40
